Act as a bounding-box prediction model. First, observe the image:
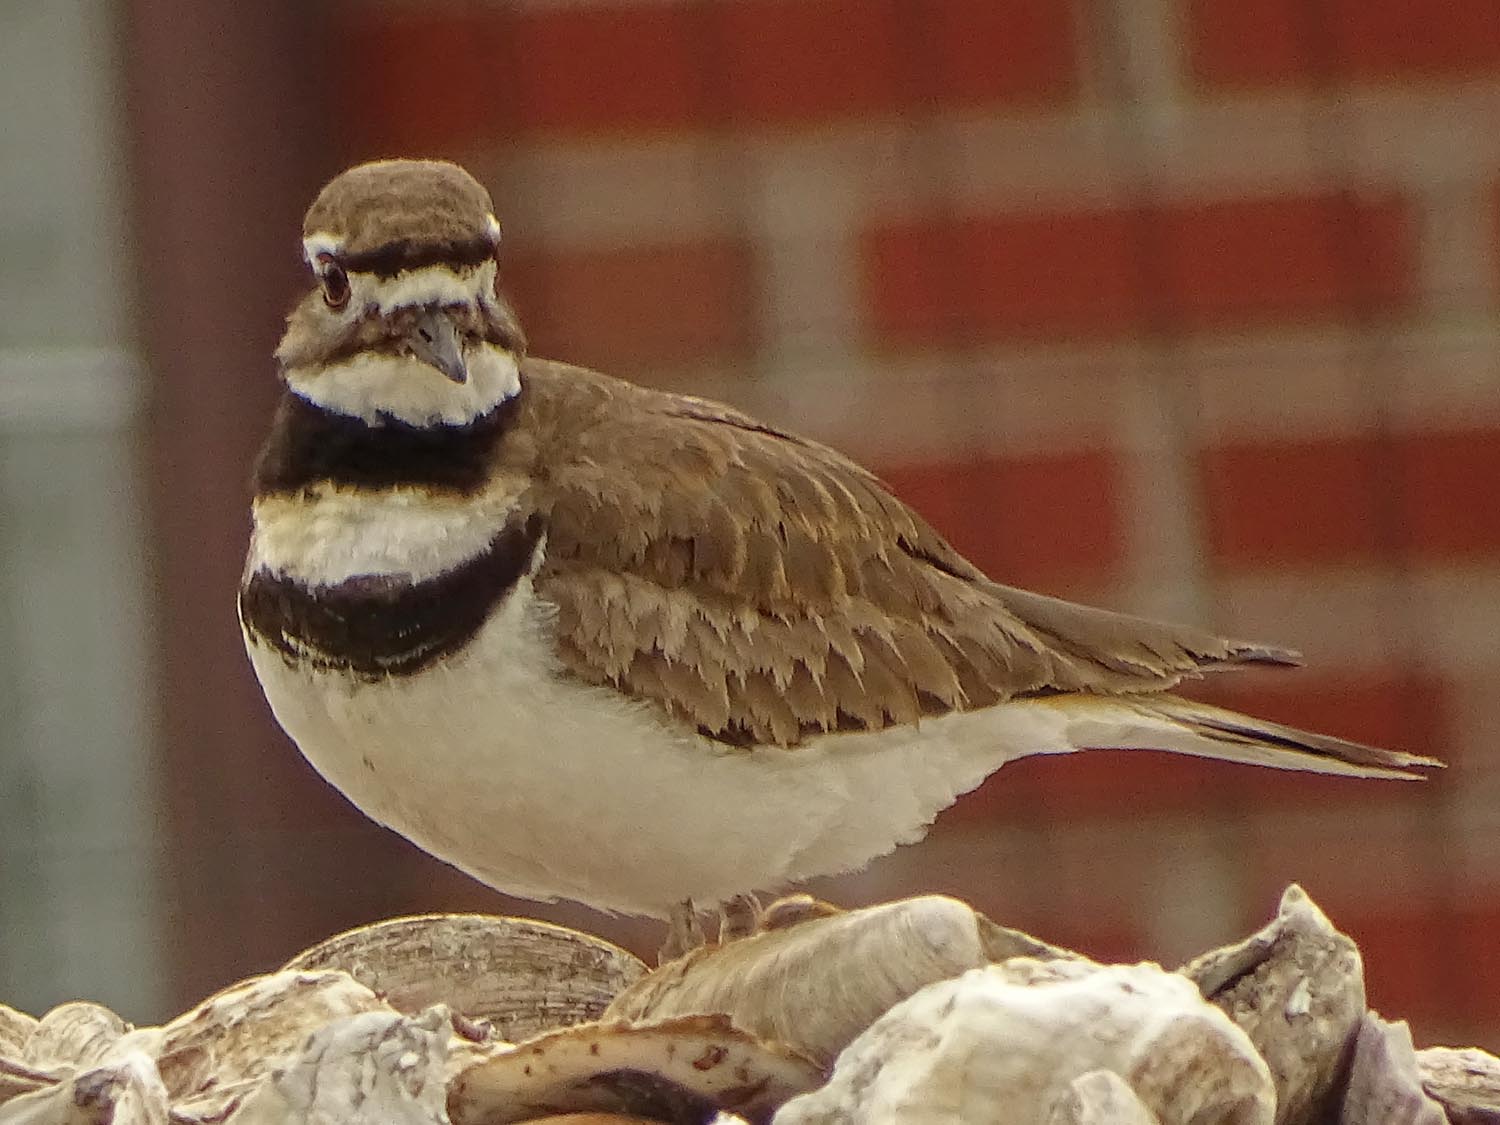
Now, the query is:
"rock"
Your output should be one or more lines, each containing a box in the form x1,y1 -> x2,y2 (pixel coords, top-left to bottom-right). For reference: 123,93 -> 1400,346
0,1052 -> 166,1125
607,895 -> 1072,1067
225,1006 -> 455,1125
1181,885 -> 1365,1125
156,969 -> 395,1120
773,959 -> 1273,1125
450,1015 -> 822,1125
1417,1045 -> 1500,1124
1339,1014 -> 1446,1125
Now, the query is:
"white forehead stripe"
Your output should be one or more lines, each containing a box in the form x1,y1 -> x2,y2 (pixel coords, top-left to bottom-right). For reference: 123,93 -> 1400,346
486,214 -> 501,242
363,260 -> 497,313
303,232 -> 343,265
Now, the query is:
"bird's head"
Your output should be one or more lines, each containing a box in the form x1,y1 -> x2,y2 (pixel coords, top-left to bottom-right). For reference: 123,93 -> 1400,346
276,159 -> 526,426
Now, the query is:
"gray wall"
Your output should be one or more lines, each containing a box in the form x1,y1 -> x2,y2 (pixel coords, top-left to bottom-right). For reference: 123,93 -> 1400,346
0,0 -> 162,1020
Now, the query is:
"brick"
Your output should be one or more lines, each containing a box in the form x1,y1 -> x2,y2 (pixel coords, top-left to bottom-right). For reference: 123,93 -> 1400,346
718,0 -> 904,125
863,194 -> 1413,346
1153,193 -> 1415,325
864,211 -> 1145,344
953,748 -> 1243,822
1343,908 -> 1462,1023
1200,436 -> 1387,566
333,6 -> 505,154
508,5 -> 707,134
877,450 -> 1124,590
1188,0 -> 1500,87
1395,430 -> 1500,558
924,0 -> 1078,107
1203,430 -> 1500,568
1454,902 -> 1500,1025
505,238 -> 756,372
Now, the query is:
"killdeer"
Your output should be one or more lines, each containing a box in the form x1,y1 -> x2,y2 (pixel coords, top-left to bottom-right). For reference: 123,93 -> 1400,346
240,159 -> 1439,950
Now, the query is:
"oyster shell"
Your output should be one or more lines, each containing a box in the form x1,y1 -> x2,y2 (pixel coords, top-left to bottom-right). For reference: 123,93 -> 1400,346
1180,885 -> 1364,1125
449,1015 -> 822,1125
1047,1070 -> 1162,1125
606,895 -> 1071,1067
224,1005 -> 457,1125
0,1009 -> 36,1060
1417,1045 -> 1500,1123
773,959 -> 1274,1125
1339,1014 -> 1445,1125
0,1060 -> 57,1111
23,1004 -> 128,1072
283,915 -> 647,1043
0,1052 -> 166,1125
156,970 -> 394,1119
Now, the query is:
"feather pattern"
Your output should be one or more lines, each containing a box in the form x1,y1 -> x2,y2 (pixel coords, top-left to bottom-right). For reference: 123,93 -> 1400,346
500,359 -> 1298,748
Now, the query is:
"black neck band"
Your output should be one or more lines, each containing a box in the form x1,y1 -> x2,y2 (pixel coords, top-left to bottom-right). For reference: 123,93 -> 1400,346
252,391 -> 518,497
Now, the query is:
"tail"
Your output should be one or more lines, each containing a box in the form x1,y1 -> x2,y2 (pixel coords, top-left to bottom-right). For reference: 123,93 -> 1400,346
1043,693 -> 1443,780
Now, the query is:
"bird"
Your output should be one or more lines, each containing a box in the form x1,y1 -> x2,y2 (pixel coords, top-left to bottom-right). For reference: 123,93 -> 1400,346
239,158 -> 1440,955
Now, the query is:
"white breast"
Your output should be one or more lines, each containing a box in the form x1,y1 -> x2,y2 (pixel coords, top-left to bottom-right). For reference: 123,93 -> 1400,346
243,573 -> 1078,916
249,487 -> 521,586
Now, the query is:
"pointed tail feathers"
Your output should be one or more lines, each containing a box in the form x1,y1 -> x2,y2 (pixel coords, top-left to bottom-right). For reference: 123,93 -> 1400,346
1051,694 -> 1443,780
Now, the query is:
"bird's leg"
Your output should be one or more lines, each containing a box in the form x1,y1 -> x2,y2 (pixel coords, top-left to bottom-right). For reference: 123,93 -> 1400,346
659,898 -> 705,964
717,892 -> 763,942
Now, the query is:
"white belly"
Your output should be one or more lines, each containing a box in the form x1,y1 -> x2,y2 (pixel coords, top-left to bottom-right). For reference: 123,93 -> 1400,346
245,577 -> 1077,916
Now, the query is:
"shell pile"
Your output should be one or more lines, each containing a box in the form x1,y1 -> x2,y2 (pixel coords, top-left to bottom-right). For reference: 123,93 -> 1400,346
0,887 -> 1495,1124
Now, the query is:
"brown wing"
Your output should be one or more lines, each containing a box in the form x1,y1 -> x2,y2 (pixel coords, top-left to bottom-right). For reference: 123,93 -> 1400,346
516,359 -> 1292,748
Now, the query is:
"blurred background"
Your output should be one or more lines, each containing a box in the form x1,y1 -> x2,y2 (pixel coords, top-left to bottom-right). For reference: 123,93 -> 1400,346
2,0 -> 1497,1048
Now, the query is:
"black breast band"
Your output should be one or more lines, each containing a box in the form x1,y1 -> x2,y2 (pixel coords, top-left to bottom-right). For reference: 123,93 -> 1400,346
240,516 -> 544,677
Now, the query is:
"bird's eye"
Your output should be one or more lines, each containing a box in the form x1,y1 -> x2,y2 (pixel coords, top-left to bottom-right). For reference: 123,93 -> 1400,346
318,258 -> 350,309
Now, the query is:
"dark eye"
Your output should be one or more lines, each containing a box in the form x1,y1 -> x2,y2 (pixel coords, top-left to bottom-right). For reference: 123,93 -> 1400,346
318,258 -> 350,309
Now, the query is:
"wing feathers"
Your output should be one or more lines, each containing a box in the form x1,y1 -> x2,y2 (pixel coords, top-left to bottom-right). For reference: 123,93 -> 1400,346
519,360 -> 1384,751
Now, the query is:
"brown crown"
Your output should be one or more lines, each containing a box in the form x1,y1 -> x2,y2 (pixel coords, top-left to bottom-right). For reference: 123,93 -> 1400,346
302,160 -> 497,263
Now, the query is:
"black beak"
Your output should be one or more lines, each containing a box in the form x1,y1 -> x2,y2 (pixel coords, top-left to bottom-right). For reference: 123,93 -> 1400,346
405,308 -> 468,384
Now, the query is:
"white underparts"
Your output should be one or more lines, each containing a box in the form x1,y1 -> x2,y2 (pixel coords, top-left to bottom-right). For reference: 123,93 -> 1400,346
284,344 -> 521,426
244,573 -> 1070,915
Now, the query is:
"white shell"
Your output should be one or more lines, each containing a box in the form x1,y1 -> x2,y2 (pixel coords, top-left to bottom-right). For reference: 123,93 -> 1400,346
22,1003 -> 127,1072
156,970 -> 395,1119
282,914 -> 646,1043
0,1009 -> 36,1060
224,1005 -> 456,1125
449,1015 -> 823,1125
0,1005 -> 55,1108
1339,1014 -> 1446,1125
607,895 -> 1071,1067
1180,884 -> 1365,1125
1416,1044 -> 1500,1121
773,959 -> 1274,1125
0,1052 -> 167,1125
1047,1070 -> 1163,1125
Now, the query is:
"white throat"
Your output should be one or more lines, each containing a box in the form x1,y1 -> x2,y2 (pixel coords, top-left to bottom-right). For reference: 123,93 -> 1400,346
285,343 -> 521,427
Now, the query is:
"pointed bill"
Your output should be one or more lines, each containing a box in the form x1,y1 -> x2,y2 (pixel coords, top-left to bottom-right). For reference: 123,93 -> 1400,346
406,308 -> 468,383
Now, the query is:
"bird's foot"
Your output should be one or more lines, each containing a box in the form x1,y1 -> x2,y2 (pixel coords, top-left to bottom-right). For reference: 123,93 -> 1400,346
717,892 -> 763,942
658,898 -> 705,965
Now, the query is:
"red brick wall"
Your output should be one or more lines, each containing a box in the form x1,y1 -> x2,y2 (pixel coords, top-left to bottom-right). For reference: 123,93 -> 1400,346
324,0 -> 1500,1047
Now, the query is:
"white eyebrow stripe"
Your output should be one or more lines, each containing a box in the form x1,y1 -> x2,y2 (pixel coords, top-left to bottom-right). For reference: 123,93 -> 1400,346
357,260 -> 497,314
303,232 -> 343,265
